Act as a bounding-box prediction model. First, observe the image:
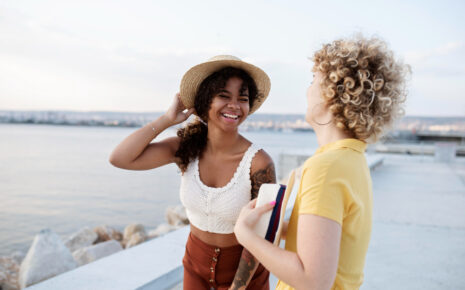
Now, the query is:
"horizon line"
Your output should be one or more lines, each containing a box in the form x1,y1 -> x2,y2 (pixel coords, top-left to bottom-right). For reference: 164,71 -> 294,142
0,109 -> 464,119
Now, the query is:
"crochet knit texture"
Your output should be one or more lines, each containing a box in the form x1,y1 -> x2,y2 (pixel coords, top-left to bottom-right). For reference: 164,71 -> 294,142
180,144 -> 260,234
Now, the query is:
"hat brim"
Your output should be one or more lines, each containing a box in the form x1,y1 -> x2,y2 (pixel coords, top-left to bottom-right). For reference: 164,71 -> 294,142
179,59 -> 270,115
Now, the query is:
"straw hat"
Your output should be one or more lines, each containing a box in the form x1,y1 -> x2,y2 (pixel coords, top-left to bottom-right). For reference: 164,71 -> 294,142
179,55 -> 271,114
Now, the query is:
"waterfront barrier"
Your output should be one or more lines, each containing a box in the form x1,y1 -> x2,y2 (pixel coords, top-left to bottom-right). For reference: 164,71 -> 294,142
373,142 -> 464,158
26,154 -> 384,290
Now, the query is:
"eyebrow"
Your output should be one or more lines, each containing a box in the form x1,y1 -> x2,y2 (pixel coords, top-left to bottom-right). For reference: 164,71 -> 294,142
239,86 -> 249,96
218,88 -> 249,96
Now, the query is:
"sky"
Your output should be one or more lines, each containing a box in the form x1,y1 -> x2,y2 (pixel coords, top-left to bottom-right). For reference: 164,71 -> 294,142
0,0 -> 464,116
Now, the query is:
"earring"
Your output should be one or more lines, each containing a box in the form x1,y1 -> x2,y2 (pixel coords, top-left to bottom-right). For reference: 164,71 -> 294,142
311,103 -> 332,126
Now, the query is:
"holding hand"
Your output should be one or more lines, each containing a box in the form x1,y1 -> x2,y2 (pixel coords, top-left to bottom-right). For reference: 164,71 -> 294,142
234,199 -> 275,245
164,93 -> 195,125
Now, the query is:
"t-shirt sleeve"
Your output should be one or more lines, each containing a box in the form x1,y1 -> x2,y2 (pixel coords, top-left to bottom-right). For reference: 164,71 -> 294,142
298,165 -> 346,225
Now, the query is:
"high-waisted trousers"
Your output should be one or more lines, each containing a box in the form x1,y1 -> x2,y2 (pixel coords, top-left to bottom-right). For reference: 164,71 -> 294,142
182,232 -> 270,290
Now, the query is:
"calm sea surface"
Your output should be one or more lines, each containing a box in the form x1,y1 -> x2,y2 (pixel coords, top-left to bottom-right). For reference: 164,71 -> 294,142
0,123 -> 318,256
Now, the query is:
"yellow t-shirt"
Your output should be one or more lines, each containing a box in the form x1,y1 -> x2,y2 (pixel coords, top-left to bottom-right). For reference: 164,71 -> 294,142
276,139 -> 373,290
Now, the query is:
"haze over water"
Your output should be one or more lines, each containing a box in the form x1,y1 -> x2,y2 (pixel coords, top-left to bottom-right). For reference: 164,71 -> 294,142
0,123 -> 318,256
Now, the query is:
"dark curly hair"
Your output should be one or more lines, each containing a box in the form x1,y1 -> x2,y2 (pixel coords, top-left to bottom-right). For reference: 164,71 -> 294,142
175,67 -> 258,173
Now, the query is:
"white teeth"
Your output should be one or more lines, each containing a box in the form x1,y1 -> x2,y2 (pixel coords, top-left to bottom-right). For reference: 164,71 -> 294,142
222,113 -> 239,119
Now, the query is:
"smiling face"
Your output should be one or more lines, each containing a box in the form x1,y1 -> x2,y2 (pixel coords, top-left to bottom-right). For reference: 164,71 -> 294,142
207,76 -> 250,131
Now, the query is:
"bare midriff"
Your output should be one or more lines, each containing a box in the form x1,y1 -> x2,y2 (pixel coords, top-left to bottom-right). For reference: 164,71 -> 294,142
190,224 -> 240,247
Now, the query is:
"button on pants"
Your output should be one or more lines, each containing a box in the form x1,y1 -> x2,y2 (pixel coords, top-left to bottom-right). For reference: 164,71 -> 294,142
182,232 -> 269,290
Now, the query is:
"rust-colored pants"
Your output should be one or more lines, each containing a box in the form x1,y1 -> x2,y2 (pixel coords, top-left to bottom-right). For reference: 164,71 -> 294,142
182,232 -> 270,290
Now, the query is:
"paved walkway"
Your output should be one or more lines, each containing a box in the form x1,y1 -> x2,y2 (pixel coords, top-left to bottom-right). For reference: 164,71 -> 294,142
269,155 -> 465,289
25,154 -> 465,290
175,154 -> 465,289
362,155 -> 465,289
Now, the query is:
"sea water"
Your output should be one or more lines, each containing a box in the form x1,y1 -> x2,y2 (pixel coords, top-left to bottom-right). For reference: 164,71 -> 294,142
0,123 -> 317,256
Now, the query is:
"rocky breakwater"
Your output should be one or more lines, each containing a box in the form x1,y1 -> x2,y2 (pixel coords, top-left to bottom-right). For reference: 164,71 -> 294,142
0,205 -> 189,289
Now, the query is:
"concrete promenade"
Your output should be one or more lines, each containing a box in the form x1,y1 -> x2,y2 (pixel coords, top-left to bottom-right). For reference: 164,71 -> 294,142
26,154 -> 465,289
269,154 -> 465,289
361,155 -> 465,289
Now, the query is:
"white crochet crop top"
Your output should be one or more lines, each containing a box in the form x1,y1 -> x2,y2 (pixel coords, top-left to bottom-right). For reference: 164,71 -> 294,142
179,144 -> 260,234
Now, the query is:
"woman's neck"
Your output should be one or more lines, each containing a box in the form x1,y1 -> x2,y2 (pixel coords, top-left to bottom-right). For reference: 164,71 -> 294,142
313,122 -> 352,147
206,126 -> 243,155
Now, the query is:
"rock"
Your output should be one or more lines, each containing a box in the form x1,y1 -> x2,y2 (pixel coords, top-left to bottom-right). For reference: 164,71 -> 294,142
124,232 -> 147,249
165,205 -> 189,226
0,270 -> 7,284
123,224 -> 146,241
122,224 -> 146,248
0,257 -> 13,271
1,281 -> 18,290
147,223 -> 179,239
64,227 -> 98,252
19,229 -> 77,288
10,251 -> 25,265
1,255 -> 19,290
72,240 -> 123,266
93,225 -> 123,243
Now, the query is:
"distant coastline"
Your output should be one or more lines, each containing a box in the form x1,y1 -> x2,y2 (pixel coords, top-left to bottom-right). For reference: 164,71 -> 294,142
1,110 -> 465,136
0,110 -> 315,132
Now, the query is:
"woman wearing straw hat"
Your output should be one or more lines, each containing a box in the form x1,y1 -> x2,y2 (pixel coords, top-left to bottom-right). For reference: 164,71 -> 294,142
110,55 -> 275,289
234,35 -> 410,289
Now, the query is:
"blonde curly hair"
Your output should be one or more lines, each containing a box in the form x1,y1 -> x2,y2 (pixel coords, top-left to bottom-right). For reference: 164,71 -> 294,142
312,35 -> 410,142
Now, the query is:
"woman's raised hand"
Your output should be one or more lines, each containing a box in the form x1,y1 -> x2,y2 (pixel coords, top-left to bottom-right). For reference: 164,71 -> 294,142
164,93 -> 195,125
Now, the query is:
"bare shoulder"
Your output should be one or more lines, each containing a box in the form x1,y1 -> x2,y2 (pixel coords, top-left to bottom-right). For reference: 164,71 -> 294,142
250,149 -> 274,173
250,149 -> 276,199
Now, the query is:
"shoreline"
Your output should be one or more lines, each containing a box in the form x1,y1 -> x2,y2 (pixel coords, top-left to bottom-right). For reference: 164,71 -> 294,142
0,205 -> 189,289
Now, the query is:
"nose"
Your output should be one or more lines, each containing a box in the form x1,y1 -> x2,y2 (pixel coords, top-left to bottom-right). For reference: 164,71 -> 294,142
227,98 -> 240,109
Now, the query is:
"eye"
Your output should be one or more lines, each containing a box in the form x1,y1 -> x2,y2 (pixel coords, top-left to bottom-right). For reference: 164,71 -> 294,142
218,94 -> 229,99
239,96 -> 249,102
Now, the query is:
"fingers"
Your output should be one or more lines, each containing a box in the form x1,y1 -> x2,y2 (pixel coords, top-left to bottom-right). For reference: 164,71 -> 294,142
248,198 -> 257,208
185,108 -> 195,118
174,93 -> 182,105
169,93 -> 182,111
255,200 -> 276,215
246,198 -> 275,214
176,94 -> 187,110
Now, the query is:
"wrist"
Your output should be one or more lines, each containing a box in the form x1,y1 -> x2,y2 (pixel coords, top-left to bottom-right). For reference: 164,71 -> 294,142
146,115 -> 172,136
157,114 -> 176,128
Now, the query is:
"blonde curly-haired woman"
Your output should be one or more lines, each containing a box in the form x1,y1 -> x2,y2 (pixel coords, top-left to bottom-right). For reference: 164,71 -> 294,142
234,35 -> 410,290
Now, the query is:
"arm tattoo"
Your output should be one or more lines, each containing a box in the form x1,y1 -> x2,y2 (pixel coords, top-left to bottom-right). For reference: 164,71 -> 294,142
230,249 -> 258,290
230,162 -> 276,289
251,162 -> 277,199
